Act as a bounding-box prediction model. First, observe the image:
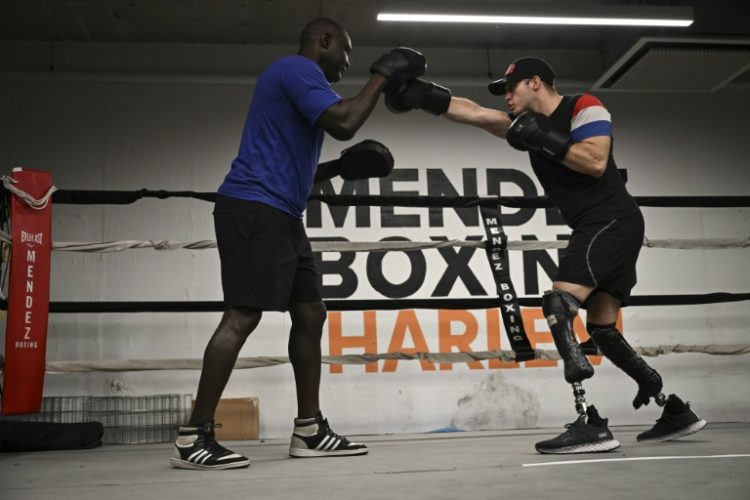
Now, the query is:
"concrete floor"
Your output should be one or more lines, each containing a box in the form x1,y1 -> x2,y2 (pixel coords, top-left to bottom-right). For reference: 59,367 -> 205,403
1,422 -> 748,500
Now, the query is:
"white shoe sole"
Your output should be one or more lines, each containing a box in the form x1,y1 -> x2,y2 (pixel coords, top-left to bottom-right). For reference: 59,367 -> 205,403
170,457 -> 250,470
289,447 -> 369,458
637,418 -> 708,443
536,438 -> 621,454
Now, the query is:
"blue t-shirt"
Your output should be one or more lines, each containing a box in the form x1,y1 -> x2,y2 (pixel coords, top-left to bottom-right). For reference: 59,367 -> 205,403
218,55 -> 342,218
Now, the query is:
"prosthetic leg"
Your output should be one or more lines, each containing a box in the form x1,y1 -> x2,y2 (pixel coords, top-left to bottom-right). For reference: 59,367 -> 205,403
535,290 -> 620,453
542,289 -> 594,419
587,323 -> 666,409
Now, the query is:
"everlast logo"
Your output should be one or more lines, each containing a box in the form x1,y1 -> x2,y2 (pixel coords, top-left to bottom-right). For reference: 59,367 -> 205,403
21,231 -> 43,245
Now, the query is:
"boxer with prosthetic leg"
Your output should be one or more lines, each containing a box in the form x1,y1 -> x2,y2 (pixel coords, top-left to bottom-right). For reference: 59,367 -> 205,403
388,56 -> 708,453
507,112 -> 667,421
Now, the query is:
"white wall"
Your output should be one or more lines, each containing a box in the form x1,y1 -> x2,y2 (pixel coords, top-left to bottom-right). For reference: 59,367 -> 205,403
1,41 -> 749,438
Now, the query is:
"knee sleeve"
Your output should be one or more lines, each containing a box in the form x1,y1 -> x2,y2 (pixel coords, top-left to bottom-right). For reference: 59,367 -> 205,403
542,290 -> 594,383
587,323 -> 663,409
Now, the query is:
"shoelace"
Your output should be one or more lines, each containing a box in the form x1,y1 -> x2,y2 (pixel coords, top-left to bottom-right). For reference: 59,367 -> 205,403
319,418 -> 347,444
199,421 -> 221,433
197,422 -> 234,456
559,415 -> 588,435
205,439 -> 233,457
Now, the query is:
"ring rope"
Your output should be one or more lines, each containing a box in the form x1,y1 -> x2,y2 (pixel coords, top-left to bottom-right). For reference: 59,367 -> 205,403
1,231 -> 746,252
43,344 -> 750,373
0,189 -> 745,374
42,188 -> 750,208
1,175 -> 57,210
311,194 -> 750,209
34,293 -> 750,313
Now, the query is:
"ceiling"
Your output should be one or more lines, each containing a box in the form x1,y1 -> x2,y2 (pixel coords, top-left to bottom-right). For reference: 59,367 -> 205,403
1,0 -> 749,86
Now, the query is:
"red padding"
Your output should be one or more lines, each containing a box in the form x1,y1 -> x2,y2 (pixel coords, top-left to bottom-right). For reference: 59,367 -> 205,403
2,168 -> 53,415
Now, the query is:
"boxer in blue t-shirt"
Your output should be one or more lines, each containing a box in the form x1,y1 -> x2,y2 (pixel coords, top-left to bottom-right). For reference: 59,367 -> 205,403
172,18 -> 426,470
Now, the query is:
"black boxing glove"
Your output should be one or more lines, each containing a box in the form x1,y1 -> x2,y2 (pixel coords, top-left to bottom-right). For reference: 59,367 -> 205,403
338,140 -> 394,181
385,79 -> 452,115
370,47 -> 427,94
506,112 -> 571,162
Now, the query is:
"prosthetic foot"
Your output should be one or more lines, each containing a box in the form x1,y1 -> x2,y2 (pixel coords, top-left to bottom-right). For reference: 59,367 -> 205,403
572,381 -> 588,417
535,384 -> 620,454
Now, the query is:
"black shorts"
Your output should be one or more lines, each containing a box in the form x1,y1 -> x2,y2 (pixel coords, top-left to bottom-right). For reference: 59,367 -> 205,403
556,211 -> 644,306
213,195 -> 322,311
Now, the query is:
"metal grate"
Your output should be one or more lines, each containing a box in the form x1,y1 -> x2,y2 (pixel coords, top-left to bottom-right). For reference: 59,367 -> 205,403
0,394 -> 192,444
593,37 -> 750,93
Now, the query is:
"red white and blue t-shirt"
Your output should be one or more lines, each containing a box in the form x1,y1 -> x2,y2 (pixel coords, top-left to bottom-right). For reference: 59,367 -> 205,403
570,94 -> 612,143
527,93 -> 638,227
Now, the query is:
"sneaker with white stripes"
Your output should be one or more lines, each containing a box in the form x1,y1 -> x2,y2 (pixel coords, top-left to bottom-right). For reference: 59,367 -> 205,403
289,411 -> 368,458
171,421 -> 250,470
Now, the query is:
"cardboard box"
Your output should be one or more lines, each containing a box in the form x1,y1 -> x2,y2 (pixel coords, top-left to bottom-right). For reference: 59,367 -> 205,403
202,397 -> 259,441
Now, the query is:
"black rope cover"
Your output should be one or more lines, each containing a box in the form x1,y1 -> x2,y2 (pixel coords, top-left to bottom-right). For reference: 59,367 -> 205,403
0,293 -> 740,313
37,188 -> 750,209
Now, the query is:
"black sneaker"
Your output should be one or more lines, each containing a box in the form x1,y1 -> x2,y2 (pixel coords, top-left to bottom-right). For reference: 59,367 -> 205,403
289,411 -> 368,458
637,394 -> 707,442
171,421 -> 250,470
535,406 -> 621,454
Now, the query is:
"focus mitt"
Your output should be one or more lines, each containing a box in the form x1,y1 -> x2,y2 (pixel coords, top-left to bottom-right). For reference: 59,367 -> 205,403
339,140 -> 394,181
370,48 -> 427,94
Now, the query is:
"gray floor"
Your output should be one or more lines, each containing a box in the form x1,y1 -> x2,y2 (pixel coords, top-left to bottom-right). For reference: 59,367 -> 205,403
1,422 -> 748,500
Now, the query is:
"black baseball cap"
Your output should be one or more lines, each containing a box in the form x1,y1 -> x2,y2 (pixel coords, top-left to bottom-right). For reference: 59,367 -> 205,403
488,57 -> 556,95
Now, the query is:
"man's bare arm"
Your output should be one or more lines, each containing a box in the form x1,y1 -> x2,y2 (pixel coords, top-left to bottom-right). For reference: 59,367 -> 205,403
443,97 -> 513,138
563,136 -> 611,177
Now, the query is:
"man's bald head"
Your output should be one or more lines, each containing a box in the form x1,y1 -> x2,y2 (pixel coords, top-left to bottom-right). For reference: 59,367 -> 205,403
299,18 -> 344,49
298,18 -> 351,83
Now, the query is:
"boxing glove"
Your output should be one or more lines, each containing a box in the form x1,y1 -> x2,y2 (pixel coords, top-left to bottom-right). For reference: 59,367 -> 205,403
385,79 -> 452,115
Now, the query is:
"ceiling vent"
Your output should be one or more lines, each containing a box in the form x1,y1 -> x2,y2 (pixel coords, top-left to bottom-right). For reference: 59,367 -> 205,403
592,37 -> 750,93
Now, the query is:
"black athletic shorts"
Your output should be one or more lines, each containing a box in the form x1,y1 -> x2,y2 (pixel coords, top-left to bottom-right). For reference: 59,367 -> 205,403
556,210 -> 644,306
213,195 -> 322,311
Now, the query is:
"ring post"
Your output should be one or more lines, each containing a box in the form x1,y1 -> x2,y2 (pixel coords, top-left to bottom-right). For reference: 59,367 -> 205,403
2,168 -> 53,415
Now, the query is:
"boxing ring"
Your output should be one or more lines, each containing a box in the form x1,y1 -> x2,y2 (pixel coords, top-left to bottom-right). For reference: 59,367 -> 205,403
1,172 -> 748,404
1,170 -> 750,499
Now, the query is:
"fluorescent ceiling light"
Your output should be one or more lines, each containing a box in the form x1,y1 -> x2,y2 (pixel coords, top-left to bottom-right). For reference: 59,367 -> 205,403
378,14 -> 692,27
377,2 -> 693,28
